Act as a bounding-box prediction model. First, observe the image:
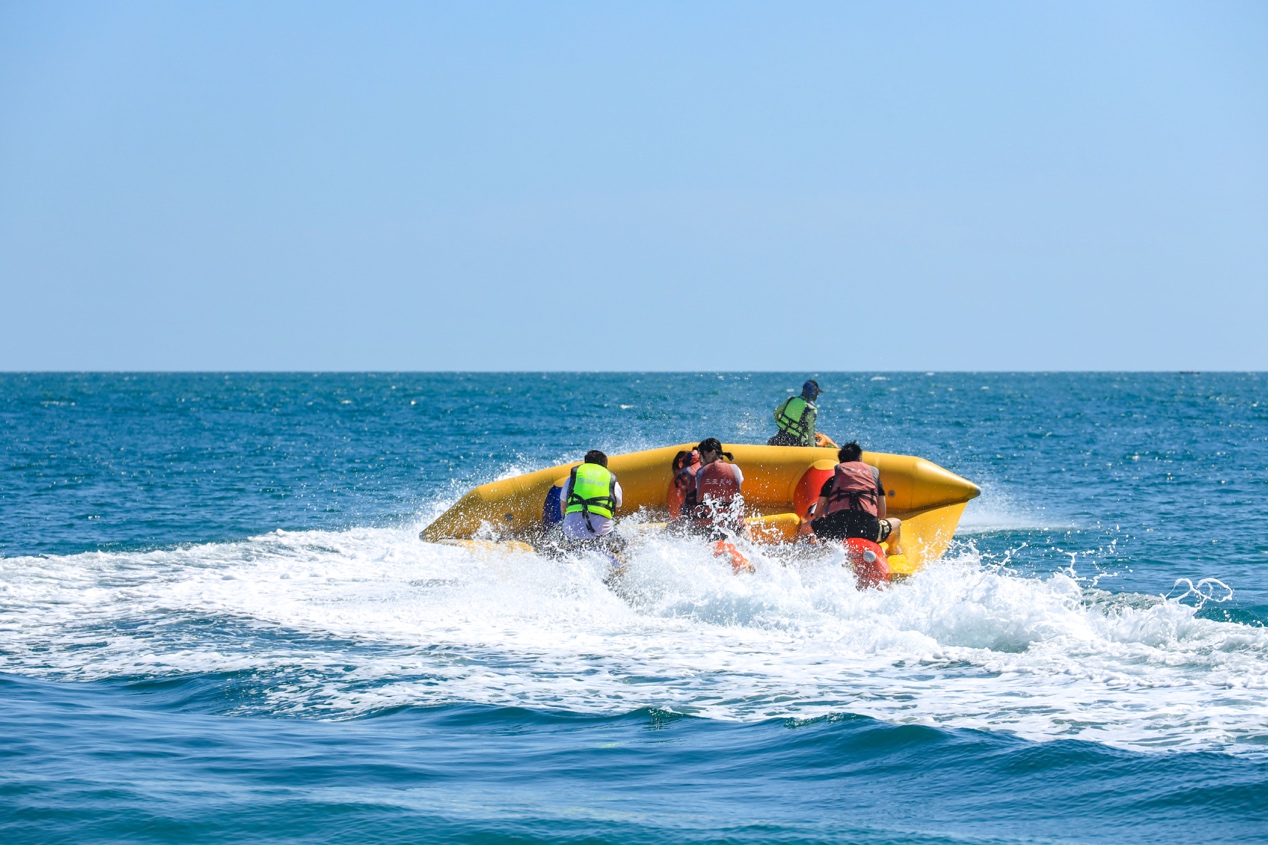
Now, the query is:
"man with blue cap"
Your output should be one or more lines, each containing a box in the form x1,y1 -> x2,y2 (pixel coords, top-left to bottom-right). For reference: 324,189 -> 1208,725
767,379 -> 823,447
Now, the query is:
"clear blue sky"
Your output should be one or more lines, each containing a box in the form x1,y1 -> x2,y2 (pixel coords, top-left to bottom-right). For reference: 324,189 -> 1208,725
2,1 -> 1265,371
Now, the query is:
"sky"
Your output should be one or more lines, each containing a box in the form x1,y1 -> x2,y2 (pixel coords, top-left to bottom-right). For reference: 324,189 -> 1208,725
1,1 -> 1265,371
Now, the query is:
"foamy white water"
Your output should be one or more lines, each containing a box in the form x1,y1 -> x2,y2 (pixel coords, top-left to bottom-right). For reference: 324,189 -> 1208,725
1,524 -> 1265,754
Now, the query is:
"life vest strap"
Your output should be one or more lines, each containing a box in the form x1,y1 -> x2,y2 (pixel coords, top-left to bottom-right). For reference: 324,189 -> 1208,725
775,397 -> 810,438
565,464 -> 617,528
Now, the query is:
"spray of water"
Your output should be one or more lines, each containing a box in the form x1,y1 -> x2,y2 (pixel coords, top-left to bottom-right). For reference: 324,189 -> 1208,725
1,520 -> 1264,754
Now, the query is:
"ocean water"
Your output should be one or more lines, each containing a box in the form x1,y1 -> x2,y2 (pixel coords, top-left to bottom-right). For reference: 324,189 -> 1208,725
2,372 -> 1266,844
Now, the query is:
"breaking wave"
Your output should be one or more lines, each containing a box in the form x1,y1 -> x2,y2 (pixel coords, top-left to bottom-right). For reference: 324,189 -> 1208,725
2,520 -> 1264,755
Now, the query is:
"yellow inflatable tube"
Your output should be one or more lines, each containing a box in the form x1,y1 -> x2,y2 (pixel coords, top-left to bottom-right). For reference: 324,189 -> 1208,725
422,443 -> 980,575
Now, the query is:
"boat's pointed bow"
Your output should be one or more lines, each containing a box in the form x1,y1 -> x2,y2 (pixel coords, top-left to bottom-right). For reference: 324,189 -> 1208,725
910,458 -> 981,509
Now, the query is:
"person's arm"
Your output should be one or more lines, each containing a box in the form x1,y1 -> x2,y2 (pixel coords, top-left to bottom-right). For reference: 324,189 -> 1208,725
613,480 -> 624,510
731,464 -> 744,488
814,477 -> 833,520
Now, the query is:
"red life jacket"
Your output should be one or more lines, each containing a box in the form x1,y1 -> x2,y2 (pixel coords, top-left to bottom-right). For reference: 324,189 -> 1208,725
692,461 -> 743,527
823,461 -> 881,517
667,464 -> 700,519
696,460 -> 741,504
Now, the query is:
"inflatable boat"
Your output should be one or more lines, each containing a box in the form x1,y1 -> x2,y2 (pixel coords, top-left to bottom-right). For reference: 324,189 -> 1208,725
422,443 -> 979,578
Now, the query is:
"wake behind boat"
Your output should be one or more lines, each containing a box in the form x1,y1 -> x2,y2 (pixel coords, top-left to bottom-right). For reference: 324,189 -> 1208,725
422,442 -> 979,579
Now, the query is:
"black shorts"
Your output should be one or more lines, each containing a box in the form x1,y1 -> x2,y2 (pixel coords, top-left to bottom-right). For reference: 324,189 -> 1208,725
767,431 -> 810,447
810,510 -> 891,543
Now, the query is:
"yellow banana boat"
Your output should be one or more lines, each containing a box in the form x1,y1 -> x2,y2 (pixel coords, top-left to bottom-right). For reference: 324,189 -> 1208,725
422,443 -> 980,577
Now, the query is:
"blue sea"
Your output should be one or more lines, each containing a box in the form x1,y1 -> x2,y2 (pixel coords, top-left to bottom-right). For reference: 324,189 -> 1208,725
3,372 -> 1267,844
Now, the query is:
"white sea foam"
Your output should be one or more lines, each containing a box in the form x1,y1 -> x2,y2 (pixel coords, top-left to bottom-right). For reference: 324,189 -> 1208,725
1,526 -> 1265,754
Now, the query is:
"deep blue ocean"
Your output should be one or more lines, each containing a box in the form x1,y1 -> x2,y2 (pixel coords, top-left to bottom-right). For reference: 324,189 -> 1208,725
3,372 -> 1267,844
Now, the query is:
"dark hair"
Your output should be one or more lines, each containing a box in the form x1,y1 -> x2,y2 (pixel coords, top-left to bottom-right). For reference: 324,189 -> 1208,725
802,379 -> 821,397
670,450 -> 690,472
696,438 -> 734,462
584,450 -> 608,467
838,441 -> 863,463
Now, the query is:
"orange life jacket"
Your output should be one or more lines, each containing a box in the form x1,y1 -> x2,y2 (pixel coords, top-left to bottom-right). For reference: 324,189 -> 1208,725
823,461 -> 881,517
667,464 -> 700,520
692,461 -> 743,527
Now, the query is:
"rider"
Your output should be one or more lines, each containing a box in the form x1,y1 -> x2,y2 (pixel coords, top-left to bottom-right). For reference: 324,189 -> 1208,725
559,450 -> 624,550
666,448 -> 701,521
690,438 -> 748,539
810,441 -> 902,551
768,380 -> 822,447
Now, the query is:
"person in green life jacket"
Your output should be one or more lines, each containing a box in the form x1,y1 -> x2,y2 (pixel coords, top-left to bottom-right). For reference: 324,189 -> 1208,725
768,380 -> 822,447
559,449 -> 625,552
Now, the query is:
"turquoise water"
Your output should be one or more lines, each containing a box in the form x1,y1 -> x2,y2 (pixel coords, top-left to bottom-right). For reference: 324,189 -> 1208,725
3,372 -> 1267,843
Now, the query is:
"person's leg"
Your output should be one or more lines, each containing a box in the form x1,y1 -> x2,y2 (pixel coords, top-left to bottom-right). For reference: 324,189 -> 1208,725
811,510 -> 848,541
879,517 -> 903,555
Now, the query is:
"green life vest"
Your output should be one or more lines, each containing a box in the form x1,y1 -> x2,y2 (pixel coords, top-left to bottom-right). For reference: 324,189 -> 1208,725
774,396 -> 816,442
565,463 -> 617,519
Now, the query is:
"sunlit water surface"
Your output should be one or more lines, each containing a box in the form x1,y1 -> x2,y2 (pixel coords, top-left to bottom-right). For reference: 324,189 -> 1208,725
3,373 -> 1266,843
